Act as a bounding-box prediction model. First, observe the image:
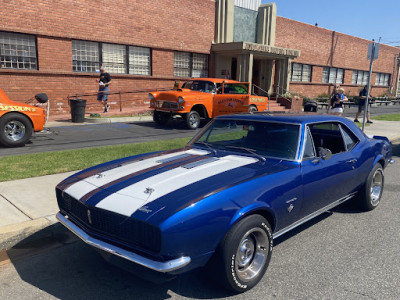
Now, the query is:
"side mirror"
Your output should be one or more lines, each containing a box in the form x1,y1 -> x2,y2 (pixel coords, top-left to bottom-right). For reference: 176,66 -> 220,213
318,147 -> 332,160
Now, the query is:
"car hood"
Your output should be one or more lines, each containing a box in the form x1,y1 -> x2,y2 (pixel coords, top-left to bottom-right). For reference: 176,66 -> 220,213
57,148 -> 287,222
154,89 -> 208,101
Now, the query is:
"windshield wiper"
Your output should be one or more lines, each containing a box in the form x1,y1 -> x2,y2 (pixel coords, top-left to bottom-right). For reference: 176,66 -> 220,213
225,146 -> 266,162
194,141 -> 217,154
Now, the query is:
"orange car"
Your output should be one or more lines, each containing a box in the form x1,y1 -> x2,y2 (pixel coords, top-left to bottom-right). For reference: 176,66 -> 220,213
149,78 -> 268,129
0,88 -> 47,147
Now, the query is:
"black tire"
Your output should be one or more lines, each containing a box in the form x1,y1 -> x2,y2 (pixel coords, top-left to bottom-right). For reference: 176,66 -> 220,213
210,215 -> 273,293
248,105 -> 258,113
357,164 -> 384,211
153,111 -> 170,125
185,111 -> 201,130
0,113 -> 33,147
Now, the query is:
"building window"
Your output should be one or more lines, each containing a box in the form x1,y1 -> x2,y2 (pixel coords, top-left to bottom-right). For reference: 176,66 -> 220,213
322,67 -> 344,84
174,52 -> 209,77
72,40 -> 100,72
72,40 -> 151,75
102,43 -> 126,74
129,46 -> 151,75
0,32 -> 37,70
352,70 -> 369,85
291,63 -> 312,82
375,73 -> 390,86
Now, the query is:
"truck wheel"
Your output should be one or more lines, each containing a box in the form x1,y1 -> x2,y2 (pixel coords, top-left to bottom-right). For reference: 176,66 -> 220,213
0,113 -> 33,147
209,215 -> 273,293
357,164 -> 384,211
248,105 -> 258,113
186,111 -> 200,129
153,111 -> 170,125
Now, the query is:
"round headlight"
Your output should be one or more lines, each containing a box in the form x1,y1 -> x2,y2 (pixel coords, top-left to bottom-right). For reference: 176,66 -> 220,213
148,93 -> 154,100
178,97 -> 184,104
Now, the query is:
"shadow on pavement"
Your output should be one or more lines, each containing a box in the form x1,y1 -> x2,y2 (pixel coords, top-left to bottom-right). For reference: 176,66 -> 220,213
6,224 -> 232,300
133,119 -> 207,131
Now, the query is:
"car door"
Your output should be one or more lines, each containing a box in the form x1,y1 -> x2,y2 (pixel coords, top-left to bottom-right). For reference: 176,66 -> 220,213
213,83 -> 249,117
299,122 -> 361,217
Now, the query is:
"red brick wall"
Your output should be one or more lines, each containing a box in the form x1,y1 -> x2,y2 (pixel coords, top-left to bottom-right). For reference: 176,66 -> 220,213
276,17 -> 400,98
0,0 -> 215,117
0,0 -> 215,53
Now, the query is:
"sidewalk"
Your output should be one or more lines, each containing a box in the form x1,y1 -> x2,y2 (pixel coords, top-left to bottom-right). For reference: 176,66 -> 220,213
1,119 -> 399,251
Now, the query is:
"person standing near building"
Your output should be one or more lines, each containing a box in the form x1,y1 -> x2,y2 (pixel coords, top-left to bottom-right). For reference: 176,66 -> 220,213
97,67 -> 112,113
329,86 -> 347,116
354,85 -> 373,123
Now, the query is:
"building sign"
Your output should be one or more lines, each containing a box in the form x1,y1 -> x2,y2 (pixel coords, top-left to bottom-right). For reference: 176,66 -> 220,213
243,42 -> 300,57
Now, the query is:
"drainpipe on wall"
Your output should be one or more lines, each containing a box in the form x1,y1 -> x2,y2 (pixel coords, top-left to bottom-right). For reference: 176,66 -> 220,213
328,31 -> 336,96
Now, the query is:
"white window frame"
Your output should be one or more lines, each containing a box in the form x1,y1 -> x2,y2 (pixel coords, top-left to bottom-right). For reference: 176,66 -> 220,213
72,40 -> 100,73
352,70 -> 370,85
129,46 -> 151,75
291,63 -> 312,82
72,40 -> 151,75
0,31 -> 37,70
102,43 -> 126,74
375,73 -> 390,86
322,67 -> 344,84
174,52 -> 209,78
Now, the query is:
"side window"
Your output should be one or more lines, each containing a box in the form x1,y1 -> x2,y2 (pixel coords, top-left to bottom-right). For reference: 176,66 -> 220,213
340,125 -> 359,151
309,122 -> 346,155
303,127 -> 315,159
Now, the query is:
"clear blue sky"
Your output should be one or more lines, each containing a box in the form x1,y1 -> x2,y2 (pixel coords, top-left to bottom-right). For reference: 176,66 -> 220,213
262,0 -> 400,46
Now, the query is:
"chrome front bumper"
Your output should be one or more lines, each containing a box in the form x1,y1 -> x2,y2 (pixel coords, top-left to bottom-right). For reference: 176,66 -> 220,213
56,212 -> 191,273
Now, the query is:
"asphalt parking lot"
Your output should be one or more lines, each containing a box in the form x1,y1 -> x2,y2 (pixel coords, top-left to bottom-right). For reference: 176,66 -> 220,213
1,104 -> 399,157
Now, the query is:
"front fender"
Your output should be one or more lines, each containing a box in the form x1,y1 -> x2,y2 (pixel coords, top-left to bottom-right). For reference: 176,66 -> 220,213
229,202 -> 276,231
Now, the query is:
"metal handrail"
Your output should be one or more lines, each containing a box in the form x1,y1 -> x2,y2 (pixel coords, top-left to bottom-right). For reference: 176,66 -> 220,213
67,88 -> 171,112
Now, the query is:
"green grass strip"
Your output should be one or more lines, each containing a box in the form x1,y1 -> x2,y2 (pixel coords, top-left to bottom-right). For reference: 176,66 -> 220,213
371,113 -> 400,121
0,137 -> 190,182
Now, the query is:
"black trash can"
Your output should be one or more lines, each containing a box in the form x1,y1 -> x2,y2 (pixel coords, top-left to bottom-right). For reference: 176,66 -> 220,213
70,98 -> 87,123
304,100 -> 318,112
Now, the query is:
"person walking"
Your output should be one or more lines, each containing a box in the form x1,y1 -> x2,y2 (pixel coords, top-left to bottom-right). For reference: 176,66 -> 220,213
97,67 -> 112,113
354,85 -> 373,123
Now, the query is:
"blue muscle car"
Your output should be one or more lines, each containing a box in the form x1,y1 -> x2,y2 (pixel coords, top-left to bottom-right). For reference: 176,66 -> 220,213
56,113 -> 394,292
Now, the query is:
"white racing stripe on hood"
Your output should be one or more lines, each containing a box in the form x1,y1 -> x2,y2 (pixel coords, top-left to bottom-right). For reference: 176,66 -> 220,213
63,149 -> 210,201
95,155 -> 257,216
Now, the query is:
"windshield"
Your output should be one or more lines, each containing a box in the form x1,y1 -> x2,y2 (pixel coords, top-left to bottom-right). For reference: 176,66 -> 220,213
181,80 -> 216,93
192,119 -> 300,160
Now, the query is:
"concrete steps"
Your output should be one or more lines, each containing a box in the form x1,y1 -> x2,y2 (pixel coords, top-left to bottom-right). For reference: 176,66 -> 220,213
267,99 -> 290,112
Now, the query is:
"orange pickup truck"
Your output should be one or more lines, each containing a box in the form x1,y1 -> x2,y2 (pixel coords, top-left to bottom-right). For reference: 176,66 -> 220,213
0,88 -> 47,147
149,78 -> 268,129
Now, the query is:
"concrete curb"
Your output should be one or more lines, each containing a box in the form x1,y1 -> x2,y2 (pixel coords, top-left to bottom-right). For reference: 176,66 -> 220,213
84,115 -> 153,124
0,216 -> 58,251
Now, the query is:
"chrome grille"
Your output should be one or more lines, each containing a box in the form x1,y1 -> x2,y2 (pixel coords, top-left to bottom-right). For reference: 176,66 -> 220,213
56,189 -> 161,253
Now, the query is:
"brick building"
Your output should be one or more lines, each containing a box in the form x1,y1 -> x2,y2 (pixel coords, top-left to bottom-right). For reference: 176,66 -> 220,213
1,0 -> 399,117
275,17 -> 400,98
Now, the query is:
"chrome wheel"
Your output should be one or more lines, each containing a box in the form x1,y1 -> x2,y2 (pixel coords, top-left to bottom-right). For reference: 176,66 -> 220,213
370,168 -> 383,206
235,228 -> 268,282
4,120 -> 26,142
186,111 -> 200,129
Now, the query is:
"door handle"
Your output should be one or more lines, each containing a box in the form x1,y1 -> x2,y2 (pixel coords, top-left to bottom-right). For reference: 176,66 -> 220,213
346,159 -> 357,164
